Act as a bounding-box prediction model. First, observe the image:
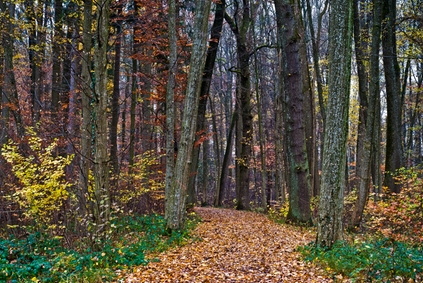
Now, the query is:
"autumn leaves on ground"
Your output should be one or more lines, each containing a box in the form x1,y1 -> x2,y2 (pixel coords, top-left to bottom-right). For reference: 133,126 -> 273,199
123,207 -> 330,282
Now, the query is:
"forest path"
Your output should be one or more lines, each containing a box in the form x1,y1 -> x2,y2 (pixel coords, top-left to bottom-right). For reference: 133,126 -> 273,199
123,207 -> 331,282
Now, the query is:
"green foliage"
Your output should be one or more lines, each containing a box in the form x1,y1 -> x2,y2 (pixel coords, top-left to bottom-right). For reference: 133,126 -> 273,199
299,239 -> 423,281
0,214 -> 198,282
1,128 -> 74,227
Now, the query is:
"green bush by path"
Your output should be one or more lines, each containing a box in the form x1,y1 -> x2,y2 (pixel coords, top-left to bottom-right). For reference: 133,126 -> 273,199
0,214 -> 199,282
299,238 -> 423,281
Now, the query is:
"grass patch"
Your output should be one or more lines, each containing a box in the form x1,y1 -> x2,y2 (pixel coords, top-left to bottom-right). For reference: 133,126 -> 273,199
0,214 -> 199,282
299,238 -> 423,282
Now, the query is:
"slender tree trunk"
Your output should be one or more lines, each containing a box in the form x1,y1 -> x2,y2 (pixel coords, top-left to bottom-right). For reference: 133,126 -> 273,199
251,2 -> 268,211
129,57 -> 138,171
51,0 -> 63,113
187,0 -> 225,206
382,0 -> 403,193
78,0 -> 94,229
0,1 -> 8,145
165,0 -> 177,223
26,0 -> 42,124
351,0 -> 382,227
225,1 -> 253,210
209,97 -> 221,203
215,112 -> 236,207
275,97 -> 287,203
3,3 -> 25,138
92,0 -> 111,246
316,0 -> 353,248
353,0 -> 369,189
305,0 -> 328,126
110,14 -> 122,176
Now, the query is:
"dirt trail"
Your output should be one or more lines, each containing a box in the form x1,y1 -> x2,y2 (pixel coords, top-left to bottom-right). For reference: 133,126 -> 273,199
123,207 -> 332,282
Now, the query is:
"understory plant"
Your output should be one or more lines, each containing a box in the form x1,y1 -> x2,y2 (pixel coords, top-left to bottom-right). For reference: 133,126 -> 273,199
300,239 -> 423,281
0,214 -> 199,282
1,128 -> 74,229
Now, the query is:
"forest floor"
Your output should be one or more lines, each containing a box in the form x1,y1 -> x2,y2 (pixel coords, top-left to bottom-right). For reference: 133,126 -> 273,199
120,207 -> 333,282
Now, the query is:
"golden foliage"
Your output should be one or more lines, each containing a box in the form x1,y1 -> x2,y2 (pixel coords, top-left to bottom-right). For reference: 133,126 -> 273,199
1,128 -> 73,227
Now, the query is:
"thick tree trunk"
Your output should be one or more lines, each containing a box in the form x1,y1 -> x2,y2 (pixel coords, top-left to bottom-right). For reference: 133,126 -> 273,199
316,0 -> 353,248
166,0 -> 211,230
274,0 -> 311,223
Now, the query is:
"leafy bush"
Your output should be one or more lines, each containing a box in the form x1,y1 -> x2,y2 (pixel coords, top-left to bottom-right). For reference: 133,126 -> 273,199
0,214 -> 198,282
299,239 -> 423,281
117,150 -> 165,205
1,128 -> 73,228
365,166 -> 423,243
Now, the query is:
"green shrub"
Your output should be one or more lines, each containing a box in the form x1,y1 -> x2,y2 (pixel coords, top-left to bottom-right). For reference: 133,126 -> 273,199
299,238 -> 423,281
0,214 -> 198,282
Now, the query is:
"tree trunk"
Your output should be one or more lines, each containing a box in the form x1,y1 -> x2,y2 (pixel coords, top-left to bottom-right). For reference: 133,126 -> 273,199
275,89 -> 287,203
78,0 -> 94,230
215,112 -> 236,207
110,11 -> 122,176
166,0 -> 211,230
225,1 -> 253,210
3,3 -> 25,138
351,0 -> 382,227
165,0 -> 177,224
382,0 -> 403,193
26,0 -> 42,124
92,0 -> 111,246
187,0 -> 225,206
316,0 -> 353,248
51,0 -> 63,113
0,1 -> 8,145
274,0 -> 311,223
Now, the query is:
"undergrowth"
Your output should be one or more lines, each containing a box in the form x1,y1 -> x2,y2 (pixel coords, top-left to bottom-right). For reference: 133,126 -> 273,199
299,238 -> 423,282
0,213 -> 199,282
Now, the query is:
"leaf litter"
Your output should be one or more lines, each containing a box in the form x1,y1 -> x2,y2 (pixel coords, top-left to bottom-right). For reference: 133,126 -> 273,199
121,207 -> 331,282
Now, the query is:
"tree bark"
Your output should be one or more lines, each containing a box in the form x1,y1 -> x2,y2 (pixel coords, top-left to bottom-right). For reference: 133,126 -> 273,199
51,0 -> 63,113
166,0 -> 211,230
215,112 -> 236,206
274,0 -> 311,223
78,0 -> 94,230
351,0 -> 382,227
382,0 -> 403,193
165,0 -> 177,225
187,0 -> 225,206
92,0 -> 111,246
110,7 -> 122,176
316,0 -> 353,248
225,0 -> 253,210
